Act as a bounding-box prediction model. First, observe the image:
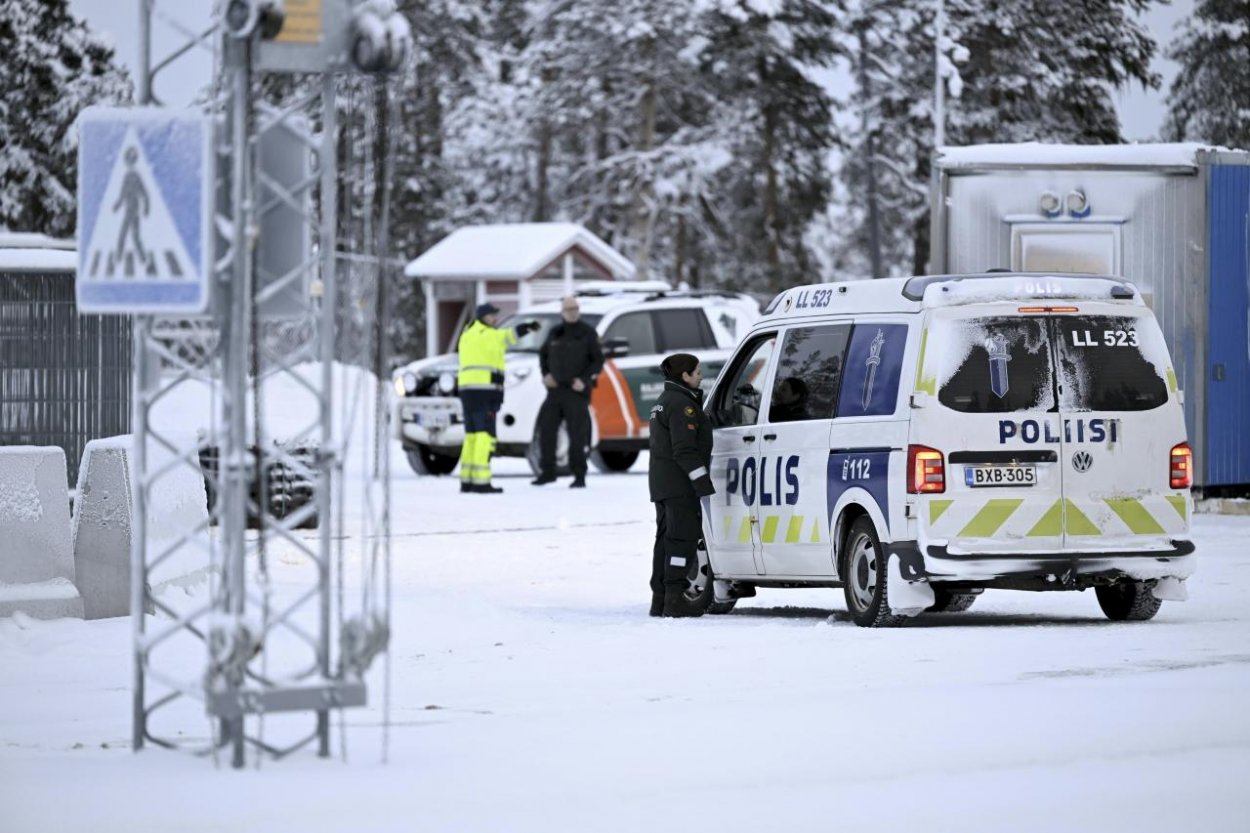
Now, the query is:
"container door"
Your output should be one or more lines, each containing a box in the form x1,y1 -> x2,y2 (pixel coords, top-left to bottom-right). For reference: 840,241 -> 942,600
1051,312 -> 1189,551
757,323 -> 852,578
1206,164 -> 1250,487
705,333 -> 777,578
922,309 -> 1064,556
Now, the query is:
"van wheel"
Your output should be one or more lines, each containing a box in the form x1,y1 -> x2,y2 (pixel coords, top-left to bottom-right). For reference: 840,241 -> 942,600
1095,581 -> 1163,621
927,590 -> 980,613
405,444 -> 458,476
590,449 -> 639,473
842,516 -> 907,628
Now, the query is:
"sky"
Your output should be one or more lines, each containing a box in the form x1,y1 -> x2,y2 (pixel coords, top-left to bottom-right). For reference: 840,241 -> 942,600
70,1 -> 1193,139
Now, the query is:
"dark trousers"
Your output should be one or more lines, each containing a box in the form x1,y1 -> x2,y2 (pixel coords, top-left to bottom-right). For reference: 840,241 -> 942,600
651,496 -> 701,594
537,387 -> 591,477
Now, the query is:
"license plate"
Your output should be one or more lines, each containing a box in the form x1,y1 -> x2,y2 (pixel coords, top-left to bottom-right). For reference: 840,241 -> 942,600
419,411 -> 450,429
965,465 -> 1036,487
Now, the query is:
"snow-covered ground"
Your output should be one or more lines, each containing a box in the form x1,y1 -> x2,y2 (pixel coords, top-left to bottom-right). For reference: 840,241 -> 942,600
2,451 -> 1249,832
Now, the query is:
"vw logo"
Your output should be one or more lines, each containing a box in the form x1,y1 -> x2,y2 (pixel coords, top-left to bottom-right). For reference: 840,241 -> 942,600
1071,451 -> 1093,473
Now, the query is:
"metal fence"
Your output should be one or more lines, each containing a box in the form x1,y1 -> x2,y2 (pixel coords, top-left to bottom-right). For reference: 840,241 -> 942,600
0,268 -> 132,486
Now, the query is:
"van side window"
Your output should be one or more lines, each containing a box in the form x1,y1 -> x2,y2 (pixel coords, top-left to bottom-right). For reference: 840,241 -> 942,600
769,325 -> 850,423
603,312 -> 657,355
1053,316 -> 1168,411
836,323 -> 909,418
655,308 -> 716,350
711,334 -> 777,428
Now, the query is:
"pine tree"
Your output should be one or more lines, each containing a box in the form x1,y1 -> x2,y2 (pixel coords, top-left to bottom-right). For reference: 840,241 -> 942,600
0,0 -> 132,236
835,0 -> 1159,278
1164,0 -> 1250,148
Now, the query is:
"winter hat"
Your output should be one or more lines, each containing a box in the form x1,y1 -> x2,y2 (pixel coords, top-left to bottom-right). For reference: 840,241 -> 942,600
475,302 -> 501,320
660,352 -> 699,381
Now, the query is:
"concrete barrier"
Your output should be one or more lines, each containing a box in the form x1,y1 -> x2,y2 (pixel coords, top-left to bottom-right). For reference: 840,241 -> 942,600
0,447 -> 84,619
72,436 -> 212,620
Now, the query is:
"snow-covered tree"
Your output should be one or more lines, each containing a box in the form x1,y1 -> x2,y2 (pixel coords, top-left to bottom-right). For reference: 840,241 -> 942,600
1164,0 -> 1250,148
835,0 -> 1160,278
0,0 -> 132,236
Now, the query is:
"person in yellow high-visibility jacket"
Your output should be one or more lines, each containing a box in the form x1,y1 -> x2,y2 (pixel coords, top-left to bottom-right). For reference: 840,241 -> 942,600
457,303 -> 539,493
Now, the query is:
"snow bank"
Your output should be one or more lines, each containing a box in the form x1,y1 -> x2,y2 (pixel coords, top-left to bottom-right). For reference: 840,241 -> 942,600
936,142 -> 1239,170
0,447 -> 83,619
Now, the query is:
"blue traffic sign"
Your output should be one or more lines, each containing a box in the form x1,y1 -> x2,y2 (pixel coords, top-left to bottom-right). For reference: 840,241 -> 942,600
76,107 -> 212,314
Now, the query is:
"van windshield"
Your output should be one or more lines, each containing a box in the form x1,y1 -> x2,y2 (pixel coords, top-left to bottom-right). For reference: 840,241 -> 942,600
936,313 -> 1170,413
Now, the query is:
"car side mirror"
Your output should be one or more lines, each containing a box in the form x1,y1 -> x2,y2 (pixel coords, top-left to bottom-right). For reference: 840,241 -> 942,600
603,337 -> 630,359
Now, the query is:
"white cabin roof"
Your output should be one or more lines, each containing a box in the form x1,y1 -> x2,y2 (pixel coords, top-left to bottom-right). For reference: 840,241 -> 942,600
936,142 -> 1244,171
403,223 -> 635,281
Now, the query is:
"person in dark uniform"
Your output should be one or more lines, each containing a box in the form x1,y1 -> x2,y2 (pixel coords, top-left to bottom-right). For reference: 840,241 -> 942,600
649,352 -> 715,617
532,296 -> 605,489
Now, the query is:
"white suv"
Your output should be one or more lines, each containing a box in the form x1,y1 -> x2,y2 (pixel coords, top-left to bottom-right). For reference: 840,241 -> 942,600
393,286 -> 760,476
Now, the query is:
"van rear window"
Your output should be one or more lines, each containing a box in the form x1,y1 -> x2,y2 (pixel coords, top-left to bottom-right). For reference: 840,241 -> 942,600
938,318 -> 1055,413
936,314 -> 1170,414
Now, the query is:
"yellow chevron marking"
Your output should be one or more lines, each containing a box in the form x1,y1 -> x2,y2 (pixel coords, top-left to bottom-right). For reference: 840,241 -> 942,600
1027,499 -> 1064,537
1105,498 -> 1165,535
785,515 -> 805,543
737,516 -> 753,544
913,328 -> 935,395
929,499 -> 953,525
958,499 -> 1024,538
762,515 -> 779,543
1166,369 -> 1178,393
1064,499 -> 1101,536
810,518 -> 821,543
1166,495 -> 1188,521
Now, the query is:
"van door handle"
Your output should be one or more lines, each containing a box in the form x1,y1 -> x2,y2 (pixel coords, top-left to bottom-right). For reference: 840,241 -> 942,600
742,435 -> 755,443
763,433 -> 777,441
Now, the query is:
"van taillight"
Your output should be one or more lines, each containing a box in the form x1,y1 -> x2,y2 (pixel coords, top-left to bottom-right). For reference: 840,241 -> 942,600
1170,443 -> 1193,489
908,445 -> 945,494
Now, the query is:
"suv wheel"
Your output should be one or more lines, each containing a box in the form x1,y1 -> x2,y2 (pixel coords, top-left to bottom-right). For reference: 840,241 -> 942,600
590,449 -> 639,473
405,444 -> 457,476
526,424 -> 571,477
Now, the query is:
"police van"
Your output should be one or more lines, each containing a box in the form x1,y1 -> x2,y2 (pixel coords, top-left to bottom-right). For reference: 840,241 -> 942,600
693,272 -> 1195,626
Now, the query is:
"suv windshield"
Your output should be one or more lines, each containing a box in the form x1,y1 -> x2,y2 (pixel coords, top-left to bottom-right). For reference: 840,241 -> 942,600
936,313 -> 1170,413
501,313 -> 603,353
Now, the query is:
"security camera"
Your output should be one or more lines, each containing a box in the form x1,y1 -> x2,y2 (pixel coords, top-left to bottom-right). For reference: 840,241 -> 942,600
223,0 -> 286,40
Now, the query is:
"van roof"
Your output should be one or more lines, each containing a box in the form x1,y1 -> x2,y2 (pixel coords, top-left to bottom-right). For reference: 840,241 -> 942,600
758,273 -> 1142,322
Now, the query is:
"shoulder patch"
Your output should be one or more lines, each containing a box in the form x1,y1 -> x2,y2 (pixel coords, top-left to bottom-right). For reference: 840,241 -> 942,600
684,405 -> 696,417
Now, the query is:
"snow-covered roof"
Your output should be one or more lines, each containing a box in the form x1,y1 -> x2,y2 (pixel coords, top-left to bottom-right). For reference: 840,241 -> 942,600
403,223 -> 635,281
936,142 -> 1247,171
0,232 -> 77,272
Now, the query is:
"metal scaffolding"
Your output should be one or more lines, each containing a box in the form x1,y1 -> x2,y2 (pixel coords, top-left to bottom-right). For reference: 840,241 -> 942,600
130,0 -> 398,767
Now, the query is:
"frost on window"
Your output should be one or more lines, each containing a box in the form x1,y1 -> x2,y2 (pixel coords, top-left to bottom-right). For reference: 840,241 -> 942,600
1053,316 -> 1168,412
938,318 -> 1055,414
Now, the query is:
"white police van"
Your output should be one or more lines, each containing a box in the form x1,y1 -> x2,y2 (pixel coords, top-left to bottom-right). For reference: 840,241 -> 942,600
693,272 -> 1195,626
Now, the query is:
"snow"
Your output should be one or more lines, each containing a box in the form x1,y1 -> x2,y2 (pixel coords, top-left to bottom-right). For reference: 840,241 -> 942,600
2,450 -> 1249,831
403,222 -> 636,281
936,142 -> 1243,169
0,247 -> 78,271
0,577 -> 79,603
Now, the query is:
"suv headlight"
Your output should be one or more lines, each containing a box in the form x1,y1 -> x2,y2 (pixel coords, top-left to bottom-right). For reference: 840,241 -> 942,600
437,371 -> 456,394
394,371 -> 418,397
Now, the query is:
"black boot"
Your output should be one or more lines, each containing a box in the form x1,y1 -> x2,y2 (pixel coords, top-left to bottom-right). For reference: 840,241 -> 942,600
649,591 -> 664,617
569,476 -> 586,489
662,585 -> 697,618
531,472 -> 557,485
474,483 -> 504,494
460,482 -> 473,493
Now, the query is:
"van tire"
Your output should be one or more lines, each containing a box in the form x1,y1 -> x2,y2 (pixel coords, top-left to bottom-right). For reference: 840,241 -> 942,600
526,424 -> 571,477
590,449 -> 639,473
841,516 -> 907,628
1095,581 -> 1163,621
927,590 -> 979,613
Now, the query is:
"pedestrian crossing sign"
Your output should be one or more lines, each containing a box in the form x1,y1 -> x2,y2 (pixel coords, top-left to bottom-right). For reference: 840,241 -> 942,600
76,107 -> 212,314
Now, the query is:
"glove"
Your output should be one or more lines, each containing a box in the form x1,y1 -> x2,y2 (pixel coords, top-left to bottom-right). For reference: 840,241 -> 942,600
693,474 -> 715,498
517,320 -> 541,336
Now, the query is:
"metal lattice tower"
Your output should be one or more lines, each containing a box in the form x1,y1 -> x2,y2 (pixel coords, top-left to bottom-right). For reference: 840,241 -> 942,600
130,0 -> 402,768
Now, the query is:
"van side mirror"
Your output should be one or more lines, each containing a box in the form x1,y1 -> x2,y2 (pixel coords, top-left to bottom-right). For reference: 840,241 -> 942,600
603,337 -> 630,359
